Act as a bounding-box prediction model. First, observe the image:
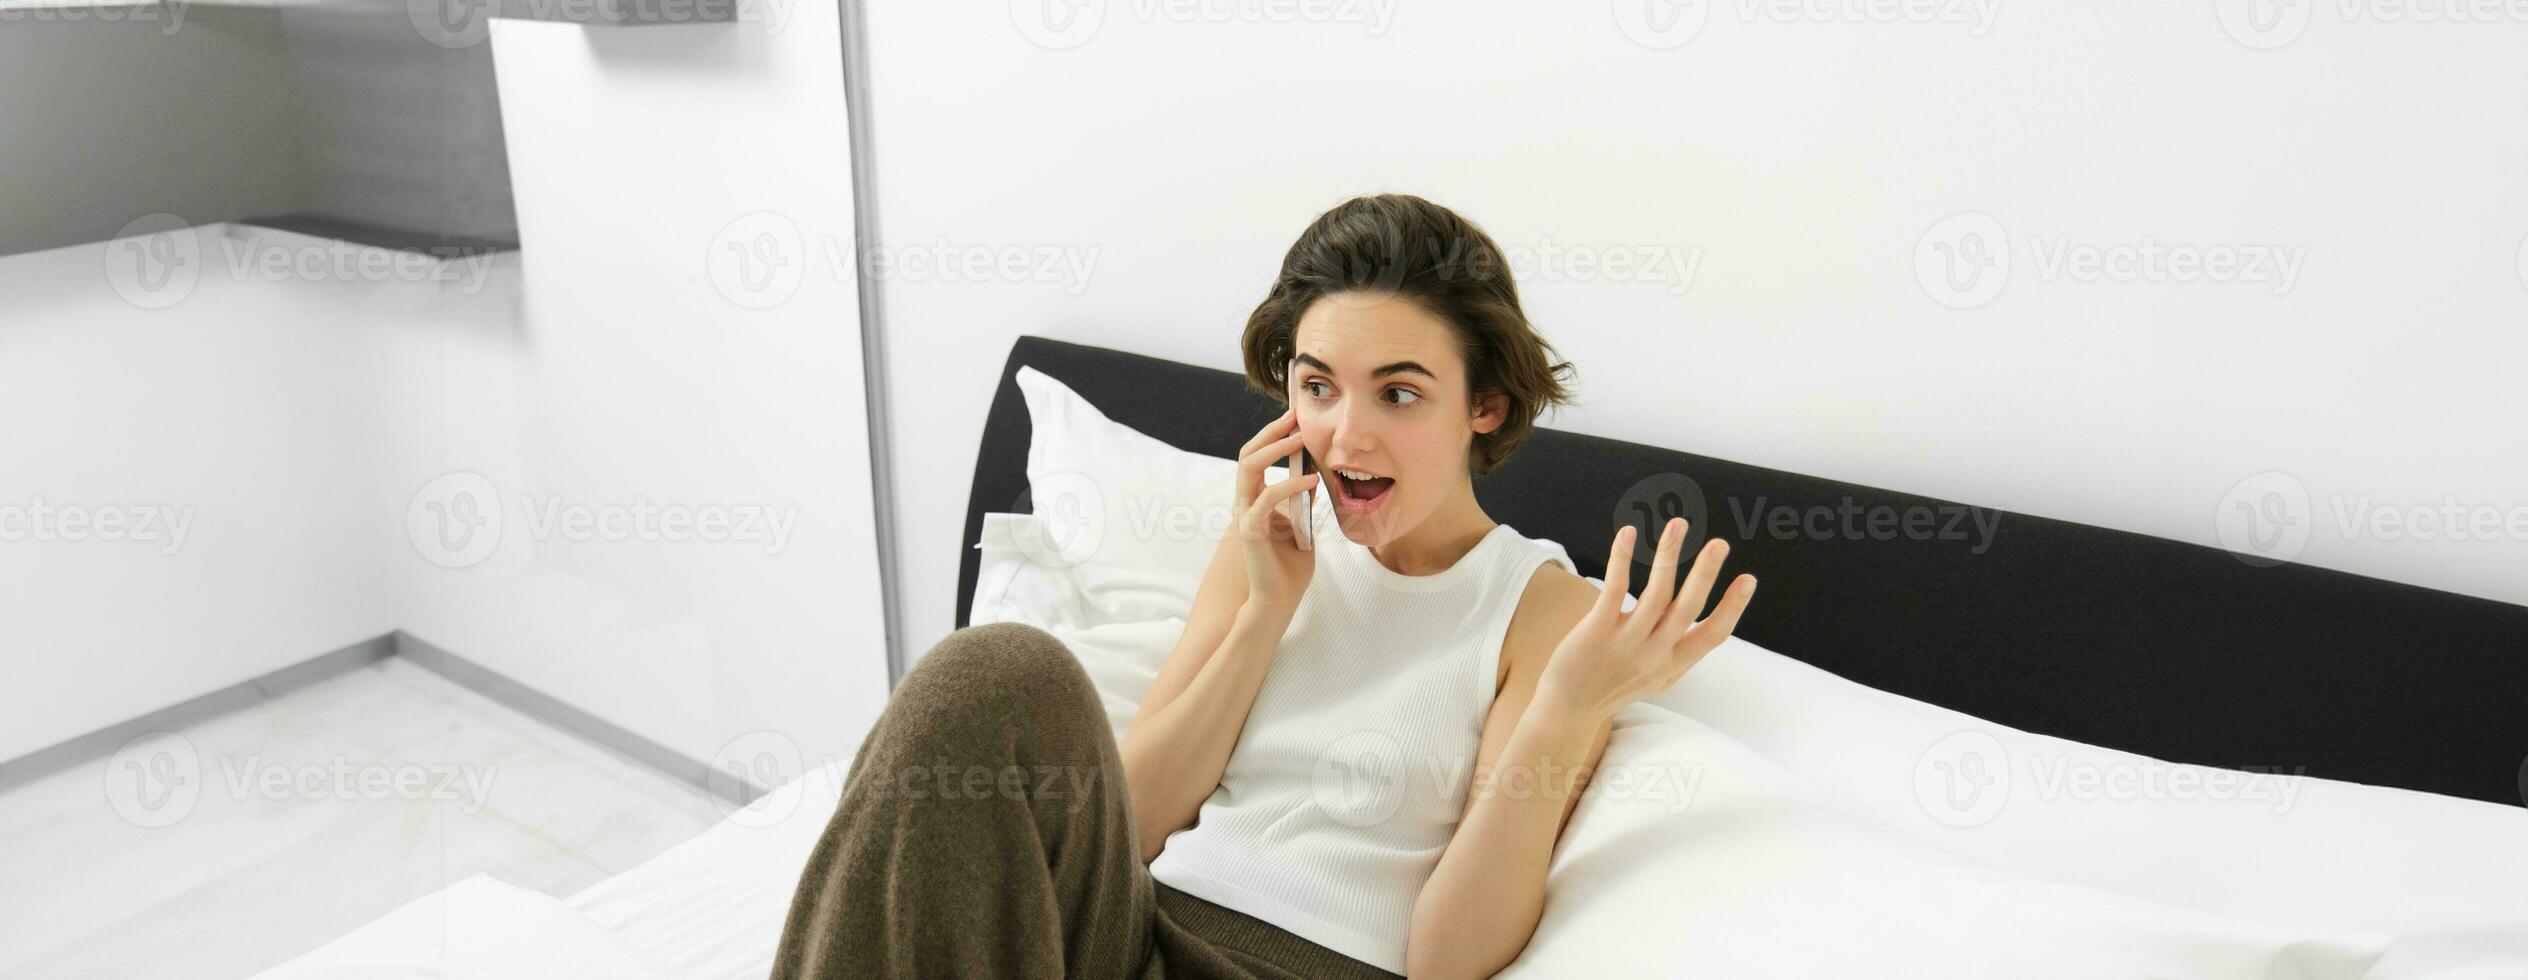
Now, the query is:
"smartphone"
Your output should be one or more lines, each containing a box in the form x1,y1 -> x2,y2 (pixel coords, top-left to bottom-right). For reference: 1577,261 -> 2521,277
1284,357 -> 1316,551
1288,444 -> 1315,551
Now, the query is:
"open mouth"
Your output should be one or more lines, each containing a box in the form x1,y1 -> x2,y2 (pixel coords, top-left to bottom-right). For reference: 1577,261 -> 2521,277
1329,466 -> 1395,514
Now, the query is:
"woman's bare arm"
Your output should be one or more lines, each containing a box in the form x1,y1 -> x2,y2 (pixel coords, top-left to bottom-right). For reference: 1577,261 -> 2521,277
1133,510 -> 1250,727
1404,564 -> 1604,978
1408,520 -> 1756,978
1120,527 -> 1289,863
1120,409 -> 1317,864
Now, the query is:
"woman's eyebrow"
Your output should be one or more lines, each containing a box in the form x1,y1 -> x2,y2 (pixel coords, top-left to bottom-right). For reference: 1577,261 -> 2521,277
1292,352 -> 1434,380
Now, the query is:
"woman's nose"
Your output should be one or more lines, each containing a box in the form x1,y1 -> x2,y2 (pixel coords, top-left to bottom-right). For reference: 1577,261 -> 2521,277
1329,396 -> 1379,455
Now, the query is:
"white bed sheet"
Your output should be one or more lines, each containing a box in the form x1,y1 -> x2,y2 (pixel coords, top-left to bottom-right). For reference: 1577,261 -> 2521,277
251,760 -> 848,980
252,872 -> 674,980
558,758 -> 852,980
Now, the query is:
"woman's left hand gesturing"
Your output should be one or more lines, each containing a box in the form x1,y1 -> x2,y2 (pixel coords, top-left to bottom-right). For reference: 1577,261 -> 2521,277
1536,517 -> 1757,722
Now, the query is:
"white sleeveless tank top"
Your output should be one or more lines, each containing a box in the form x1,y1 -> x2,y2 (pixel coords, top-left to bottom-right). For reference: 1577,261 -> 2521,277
1147,489 -> 1576,974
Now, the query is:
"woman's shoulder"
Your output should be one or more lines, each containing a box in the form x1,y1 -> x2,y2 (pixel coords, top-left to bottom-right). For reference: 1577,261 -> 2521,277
1491,555 -> 1599,695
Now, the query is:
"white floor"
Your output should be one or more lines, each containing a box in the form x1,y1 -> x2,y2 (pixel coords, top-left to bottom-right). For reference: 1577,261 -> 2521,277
0,655 -> 728,979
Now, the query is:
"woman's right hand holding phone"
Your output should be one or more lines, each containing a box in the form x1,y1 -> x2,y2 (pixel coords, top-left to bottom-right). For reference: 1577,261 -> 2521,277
1234,407 -> 1319,616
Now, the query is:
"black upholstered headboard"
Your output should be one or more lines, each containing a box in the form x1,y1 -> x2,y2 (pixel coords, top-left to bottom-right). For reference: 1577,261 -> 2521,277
957,335 -> 2528,808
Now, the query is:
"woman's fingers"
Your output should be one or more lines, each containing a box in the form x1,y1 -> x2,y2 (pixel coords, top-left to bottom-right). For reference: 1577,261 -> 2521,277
1658,537 -> 1728,640
1234,409 -> 1297,498
1681,574 -> 1757,651
1629,518 -> 1686,635
1244,471 -> 1321,537
1253,470 -> 1320,507
1234,431 -> 1305,505
1239,432 -> 1304,473
1595,526 -> 1636,616
1239,408 -> 1295,459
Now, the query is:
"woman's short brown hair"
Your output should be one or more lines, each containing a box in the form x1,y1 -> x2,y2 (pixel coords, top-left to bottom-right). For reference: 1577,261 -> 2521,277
1241,194 -> 1576,476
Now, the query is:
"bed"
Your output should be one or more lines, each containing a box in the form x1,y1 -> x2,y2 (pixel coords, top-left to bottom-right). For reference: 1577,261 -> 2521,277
263,335 -> 2528,978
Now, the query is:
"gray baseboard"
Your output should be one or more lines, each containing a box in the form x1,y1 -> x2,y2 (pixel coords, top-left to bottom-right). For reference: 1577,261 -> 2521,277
0,633 -> 394,794
392,632 -> 764,807
0,632 -> 760,808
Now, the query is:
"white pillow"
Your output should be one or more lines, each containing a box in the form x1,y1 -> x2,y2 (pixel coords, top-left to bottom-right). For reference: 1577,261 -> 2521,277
1651,635 -> 2528,966
1012,365 -> 1281,627
1501,704 -> 2390,979
972,512 -> 1179,746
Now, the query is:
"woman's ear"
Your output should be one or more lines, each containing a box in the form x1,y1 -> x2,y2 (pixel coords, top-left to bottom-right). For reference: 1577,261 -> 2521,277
1471,390 -> 1509,435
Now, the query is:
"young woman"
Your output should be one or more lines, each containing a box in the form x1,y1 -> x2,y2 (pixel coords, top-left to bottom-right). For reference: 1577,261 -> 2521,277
772,195 -> 1757,980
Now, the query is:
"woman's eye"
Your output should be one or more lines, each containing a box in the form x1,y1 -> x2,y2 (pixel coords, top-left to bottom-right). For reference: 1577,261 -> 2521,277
1296,380 -> 1412,404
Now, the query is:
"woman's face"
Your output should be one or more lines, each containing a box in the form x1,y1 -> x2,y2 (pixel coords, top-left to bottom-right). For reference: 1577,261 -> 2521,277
1288,291 -> 1504,548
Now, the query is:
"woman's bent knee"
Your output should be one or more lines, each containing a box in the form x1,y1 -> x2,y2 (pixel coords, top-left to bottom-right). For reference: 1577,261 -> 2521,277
890,623 -> 1108,763
909,622 -> 1089,697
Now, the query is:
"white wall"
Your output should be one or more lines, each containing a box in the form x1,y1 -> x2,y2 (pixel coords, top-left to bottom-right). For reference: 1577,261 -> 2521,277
862,3 -> 2528,659
396,10 -> 889,774
0,226 -> 399,757
3,4 -> 892,776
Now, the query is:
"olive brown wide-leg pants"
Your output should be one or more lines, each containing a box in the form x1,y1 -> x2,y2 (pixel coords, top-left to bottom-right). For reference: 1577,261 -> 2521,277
768,622 -> 1403,980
